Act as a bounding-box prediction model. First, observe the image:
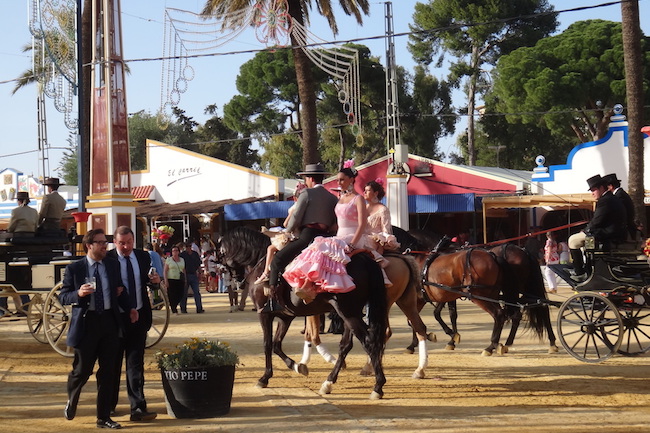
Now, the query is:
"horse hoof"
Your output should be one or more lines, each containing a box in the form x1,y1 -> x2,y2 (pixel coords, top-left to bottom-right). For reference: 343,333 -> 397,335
369,391 -> 383,400
481,349 -> 493,357
453,333 -> 461,344
549,345 -> 559,354
502,345 -> 510,354
427,332 -> 437,343
412,369 -> 425,379
445,344 -> 455,351
404,347 -> 415,354
359,365 -> 373,376
319,381 -> 333,395
297,363 -> 309,376
496,345 -> 506,356
256,381 -> 268,388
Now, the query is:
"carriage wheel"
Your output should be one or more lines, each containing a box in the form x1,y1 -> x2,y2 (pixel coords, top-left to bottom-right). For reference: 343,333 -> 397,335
613,302 -> 650,356
26,293 -> 48,343
43,283 -> 74,357
557,293 -> 623,363
146,284 -> 170,348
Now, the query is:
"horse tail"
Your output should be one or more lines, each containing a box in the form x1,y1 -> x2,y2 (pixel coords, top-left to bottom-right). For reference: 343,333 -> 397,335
364,255 -> 388,366
522,250 -> 551,340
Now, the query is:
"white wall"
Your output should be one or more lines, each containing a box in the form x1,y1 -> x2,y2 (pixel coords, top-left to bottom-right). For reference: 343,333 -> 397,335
534,116 -> 650,195
132,140 -> 281,204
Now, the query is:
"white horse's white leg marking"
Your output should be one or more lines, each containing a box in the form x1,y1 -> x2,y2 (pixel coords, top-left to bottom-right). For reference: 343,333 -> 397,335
319,380 -> 333,395
316,343 -> 337,364
299,341 -> 312,366
412,339 -> 427,379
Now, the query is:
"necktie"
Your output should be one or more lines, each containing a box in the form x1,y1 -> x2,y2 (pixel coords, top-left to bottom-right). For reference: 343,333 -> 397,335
125,255 -> 138,310
93,262 -> 104,313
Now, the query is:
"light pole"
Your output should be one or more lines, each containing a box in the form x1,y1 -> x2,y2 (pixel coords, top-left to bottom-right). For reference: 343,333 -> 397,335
488,145 -> 506,167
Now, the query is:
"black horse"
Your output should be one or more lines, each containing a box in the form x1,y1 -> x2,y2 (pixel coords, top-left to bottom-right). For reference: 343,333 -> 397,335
218,227 -> 389,399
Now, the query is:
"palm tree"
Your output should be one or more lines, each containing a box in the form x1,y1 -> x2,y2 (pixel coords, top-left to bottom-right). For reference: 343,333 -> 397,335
202,0 -> 370,167
620,0 -> 645,223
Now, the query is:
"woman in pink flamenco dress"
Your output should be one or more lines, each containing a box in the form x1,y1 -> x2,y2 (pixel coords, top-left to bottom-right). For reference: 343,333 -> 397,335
364,179 -> 400,257
283,162 -> 369,302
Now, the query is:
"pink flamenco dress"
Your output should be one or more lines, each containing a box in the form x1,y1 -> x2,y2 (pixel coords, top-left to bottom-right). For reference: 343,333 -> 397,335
283,196 -> 364,295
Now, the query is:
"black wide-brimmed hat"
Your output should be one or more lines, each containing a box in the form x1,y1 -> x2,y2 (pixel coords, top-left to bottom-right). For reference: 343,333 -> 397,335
602,173 -> 621,185
42,177 -> 64,187
297,163 -> 330,177
586,174 -> 604,190
16,191 -> 30,201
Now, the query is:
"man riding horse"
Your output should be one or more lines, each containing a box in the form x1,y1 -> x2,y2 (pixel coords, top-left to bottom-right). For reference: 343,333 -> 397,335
264,163 -> 338,312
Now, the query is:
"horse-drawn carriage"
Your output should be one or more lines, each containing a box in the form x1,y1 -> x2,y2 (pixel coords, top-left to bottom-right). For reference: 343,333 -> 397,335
0,235 -> 170,356
552,237 -> 650,363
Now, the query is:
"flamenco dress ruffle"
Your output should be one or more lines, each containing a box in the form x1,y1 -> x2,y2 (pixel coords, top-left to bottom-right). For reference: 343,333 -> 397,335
371,232 -> 400,251
283,236 -> 356,293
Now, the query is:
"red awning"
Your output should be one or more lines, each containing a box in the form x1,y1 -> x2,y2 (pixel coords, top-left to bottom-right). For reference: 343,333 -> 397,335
131,185 -> 155,201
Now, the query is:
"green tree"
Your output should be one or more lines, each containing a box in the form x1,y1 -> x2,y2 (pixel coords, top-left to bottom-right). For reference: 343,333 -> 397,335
491,20 -> 650,143
260,134 -> 303,178
409,0 -> 557,165
197,104 -> 258,167
128,111 -> 169,170
56,134 -> 79,185
202,0 -> 371,168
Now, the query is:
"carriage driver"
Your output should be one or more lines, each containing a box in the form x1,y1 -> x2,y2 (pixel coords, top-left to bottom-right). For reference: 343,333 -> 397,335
263,163 -> 338,312
569,174 -> 627,282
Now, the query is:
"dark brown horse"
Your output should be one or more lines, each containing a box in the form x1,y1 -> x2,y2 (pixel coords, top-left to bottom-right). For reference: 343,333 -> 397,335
422,244 -> 512,355
490,243 -> 558,354
219,227 -> 388,399
400,230 -> 557,354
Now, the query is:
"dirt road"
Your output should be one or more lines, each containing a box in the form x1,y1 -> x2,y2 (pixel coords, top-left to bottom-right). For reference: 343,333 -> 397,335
2,285 -> 650,432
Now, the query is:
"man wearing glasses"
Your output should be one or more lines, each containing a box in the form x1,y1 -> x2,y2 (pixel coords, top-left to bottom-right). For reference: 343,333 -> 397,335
58,228 -> 137,429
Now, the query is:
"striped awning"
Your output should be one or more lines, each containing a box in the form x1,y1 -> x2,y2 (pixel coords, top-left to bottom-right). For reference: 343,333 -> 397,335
131,185 -> 155,201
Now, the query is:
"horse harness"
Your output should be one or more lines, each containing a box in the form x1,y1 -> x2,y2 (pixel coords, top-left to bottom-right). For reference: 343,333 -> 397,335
419,247 -> 553,311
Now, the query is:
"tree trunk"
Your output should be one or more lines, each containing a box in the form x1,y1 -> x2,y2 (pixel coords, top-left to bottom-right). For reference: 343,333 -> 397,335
288,0 -> 319,167
620,0 -> 645,224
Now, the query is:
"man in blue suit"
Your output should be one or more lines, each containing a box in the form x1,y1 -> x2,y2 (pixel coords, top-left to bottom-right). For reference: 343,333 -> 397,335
59,228 -> 137,429
108,226 -> 158,422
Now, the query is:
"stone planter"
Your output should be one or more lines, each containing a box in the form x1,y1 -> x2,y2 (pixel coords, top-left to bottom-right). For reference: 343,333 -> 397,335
161,365 -> 235,418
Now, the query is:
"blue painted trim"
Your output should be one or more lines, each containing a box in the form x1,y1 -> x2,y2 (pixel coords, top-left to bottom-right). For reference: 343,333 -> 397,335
539,124 -> 628,183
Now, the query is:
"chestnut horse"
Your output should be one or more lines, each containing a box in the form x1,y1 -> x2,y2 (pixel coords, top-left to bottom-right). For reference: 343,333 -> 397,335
219,227 -> 388,399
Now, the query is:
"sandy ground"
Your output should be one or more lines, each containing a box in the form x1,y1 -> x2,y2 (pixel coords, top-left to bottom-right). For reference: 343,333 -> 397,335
2,281 -> 650,433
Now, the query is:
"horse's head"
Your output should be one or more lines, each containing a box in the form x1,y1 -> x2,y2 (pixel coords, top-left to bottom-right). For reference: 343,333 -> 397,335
220,227 -> 270,269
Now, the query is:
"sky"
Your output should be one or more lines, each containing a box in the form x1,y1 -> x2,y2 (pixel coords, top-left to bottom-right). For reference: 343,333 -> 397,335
0,0 -> 649,179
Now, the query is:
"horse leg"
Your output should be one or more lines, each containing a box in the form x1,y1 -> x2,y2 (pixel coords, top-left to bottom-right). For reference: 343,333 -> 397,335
269,315 -> 307,375
320,327 -> 354,395
303,315 -> 336,364
434,302 -> 459,350
480,303 -> 507,356
406,295 -> 427,354
503,310 -> 522,354
396,294 -> 432,379
257,313 -> 275,388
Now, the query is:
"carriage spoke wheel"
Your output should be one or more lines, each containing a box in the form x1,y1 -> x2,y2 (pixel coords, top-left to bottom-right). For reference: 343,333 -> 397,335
43,283 -> 74,357
557,293 -> 623,363
615,302 -> 650,356
146,284 -> 170,348
26,293 -> 48,343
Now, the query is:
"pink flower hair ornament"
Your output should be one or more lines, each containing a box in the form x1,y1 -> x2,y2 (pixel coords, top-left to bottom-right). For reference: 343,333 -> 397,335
343,159 -> 355,169
375,177 -> 384,186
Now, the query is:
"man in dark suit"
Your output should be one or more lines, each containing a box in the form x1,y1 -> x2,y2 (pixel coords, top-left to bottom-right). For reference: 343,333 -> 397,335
108,226 -> 159,422
58,228 -> 137,429
603,173 -> 635,240
264,163 -> 338,312
37,177 -> 67,232
569,174 -> 626,281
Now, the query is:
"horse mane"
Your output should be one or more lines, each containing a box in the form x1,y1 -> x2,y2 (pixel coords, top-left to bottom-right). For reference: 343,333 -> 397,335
220,226 -> 270,269
393,226 -> 441,252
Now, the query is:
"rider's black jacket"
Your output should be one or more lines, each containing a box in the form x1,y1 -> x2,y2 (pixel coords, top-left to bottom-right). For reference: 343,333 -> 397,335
585,190 -> 627,243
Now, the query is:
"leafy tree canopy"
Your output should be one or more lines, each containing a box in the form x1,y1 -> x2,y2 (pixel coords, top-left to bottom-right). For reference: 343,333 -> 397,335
491,19 -> 650,143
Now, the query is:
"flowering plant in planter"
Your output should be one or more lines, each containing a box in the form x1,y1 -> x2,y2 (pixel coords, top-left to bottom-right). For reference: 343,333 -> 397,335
157,338 -> 239,418
156,337 -> 239,369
